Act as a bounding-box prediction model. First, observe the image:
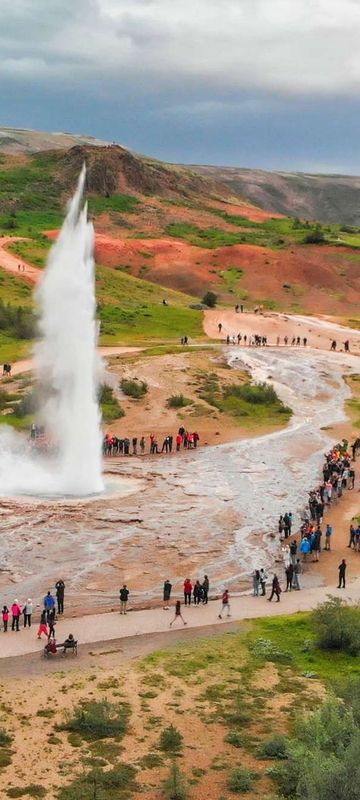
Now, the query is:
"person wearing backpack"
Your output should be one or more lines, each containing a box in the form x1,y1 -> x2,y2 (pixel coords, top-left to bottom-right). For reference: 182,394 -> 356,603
119,585 -> 129,614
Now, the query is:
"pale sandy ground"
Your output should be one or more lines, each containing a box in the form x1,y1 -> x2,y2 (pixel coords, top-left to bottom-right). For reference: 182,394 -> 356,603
6,346 -> 143,377
204,308 -> 360,353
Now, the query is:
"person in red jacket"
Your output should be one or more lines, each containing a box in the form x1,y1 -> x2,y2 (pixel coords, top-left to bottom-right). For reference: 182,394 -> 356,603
176,434 -> 182,452
184,579 -> 192,605
11,600 -> 21,631
218,589 -> 231,619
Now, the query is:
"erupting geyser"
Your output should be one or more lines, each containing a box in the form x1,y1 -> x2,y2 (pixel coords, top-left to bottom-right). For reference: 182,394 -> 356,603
0,167 -> 104,497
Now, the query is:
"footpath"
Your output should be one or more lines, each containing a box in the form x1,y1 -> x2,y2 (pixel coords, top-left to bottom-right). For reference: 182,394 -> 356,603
1,579 -> 360,661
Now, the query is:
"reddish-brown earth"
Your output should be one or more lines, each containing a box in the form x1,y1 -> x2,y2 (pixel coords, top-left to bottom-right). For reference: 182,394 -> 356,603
92,234 -> 360,315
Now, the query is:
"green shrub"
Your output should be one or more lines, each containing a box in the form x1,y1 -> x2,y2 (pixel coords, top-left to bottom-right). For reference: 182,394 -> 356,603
302,224 -> 326,244
138,751 -> 163,769
227,767 -> 259,793
249,638 -> 293,664
202,291 -> 217,307
269,698 -> 360,799
335,675 -> 360,725
166,394 -> 192,409
0,728 -> 11,747
7,787 -> 46,798
163,762 -> 187,800
313,596 -> 360,655
58,699 -> 130,742
223,382 -> 278,405
0,300 -> 37,339
99,385 -> 125,422
258,734 -> 288,759
158,724 -> 183,753
224,730 -> 245,748
58,764 -> 137,800
120,378 -> 148,399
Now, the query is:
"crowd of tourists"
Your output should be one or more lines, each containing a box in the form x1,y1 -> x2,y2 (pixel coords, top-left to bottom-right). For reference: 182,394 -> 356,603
103,427 -> 200,457
2,439 -> 358,643
218,324 -> 352,352
1,581 -> 65,635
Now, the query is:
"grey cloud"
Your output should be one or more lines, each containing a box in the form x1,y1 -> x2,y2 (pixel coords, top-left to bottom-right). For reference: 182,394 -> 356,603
0,0 -> 360,96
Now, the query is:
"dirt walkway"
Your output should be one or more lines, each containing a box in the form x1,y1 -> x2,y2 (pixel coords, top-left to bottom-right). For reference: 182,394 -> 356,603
204,309 -> 360,353
0,236 -> 40,284
1,574 -> 360,665
4,346 -> 143,378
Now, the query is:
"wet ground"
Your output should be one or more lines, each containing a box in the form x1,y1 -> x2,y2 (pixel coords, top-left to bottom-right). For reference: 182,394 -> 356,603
0,346 -> 358,613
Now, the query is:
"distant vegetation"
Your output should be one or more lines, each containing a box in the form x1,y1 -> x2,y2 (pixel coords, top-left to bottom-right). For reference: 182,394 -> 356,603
0,300 -> 37,340
196,372 -> 292,423
120,378 -> 148,399
314,596 -> 360,655
88,194 -> 139,214
58,698 -> 130,742
166,215 -> 360,251
166,394 -> 192,409
202,290 -> 217,307
99,384 -> 124,422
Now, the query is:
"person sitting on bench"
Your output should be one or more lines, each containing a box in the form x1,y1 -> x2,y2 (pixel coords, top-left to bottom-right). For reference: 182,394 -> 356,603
44,638 -> 58,655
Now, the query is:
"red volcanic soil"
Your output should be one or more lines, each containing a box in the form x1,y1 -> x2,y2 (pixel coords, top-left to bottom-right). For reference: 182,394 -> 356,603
94,233 -> 360,315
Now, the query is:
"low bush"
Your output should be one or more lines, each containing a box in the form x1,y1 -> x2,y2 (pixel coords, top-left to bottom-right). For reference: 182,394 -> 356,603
166,394 -> 192,409
120,378 -> 148,399
227,767 -> 259,793
335,675 -> 360,725
313,596 -> 360,655
258,734 -> 288,759
99,385 -> 125,422
7,786 -> 46,798
0,726 -> 12,770
249,638 -> 293,663
58,764 -> 137,800
158,724 -> 183,753
202,291 -> 217,308
163,762 -> 187,800
223,382 -> 278,405
0,728 -> 12,749
269,698 -> 360,799
138,751 -> 163,769
58,699 -> 130,742
224,730 -> 244,748
302,224 -> 326,244
0,300 -> 37,339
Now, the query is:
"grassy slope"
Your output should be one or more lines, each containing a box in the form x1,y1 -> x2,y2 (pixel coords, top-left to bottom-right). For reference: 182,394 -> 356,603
96,266 -> 203,343
0,259 -> 204,359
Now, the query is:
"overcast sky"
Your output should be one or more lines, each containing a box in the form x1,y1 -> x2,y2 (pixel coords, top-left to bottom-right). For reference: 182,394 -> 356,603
2,0 -> 360,172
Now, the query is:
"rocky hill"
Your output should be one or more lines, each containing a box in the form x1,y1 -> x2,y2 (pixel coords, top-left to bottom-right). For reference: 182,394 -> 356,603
0,127 -> 109,154
2,133 -> 360,319
3,127 -> 360,225
190,165 -> 360,225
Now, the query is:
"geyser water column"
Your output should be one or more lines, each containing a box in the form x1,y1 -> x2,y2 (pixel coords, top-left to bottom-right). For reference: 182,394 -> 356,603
34,165 -> 104,495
